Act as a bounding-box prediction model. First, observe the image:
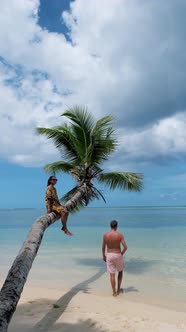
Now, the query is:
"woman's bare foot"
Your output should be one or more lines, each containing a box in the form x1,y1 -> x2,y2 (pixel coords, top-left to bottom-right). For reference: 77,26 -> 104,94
61,227 -> 73,236
113,292 -> 117,297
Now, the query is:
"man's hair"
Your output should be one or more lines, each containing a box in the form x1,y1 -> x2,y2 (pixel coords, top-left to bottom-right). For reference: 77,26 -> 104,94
110,220 -> 118,229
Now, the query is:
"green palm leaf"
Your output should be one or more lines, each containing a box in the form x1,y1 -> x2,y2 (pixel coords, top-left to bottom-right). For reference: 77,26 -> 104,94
44,161 -> 75,174
98,172 -> 143,191
36,106 -> 144,211
36,126 -> 79,163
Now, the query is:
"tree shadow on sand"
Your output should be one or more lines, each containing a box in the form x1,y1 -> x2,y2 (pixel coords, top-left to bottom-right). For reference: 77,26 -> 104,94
10,317 -> 107,332
31,269 -> 105,331
8,264 -> 140,332
10,258 -> 155,331
38,319 -> 107,332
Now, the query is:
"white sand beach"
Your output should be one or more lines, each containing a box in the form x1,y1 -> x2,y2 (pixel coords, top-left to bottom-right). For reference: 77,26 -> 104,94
7,279 -> 186,332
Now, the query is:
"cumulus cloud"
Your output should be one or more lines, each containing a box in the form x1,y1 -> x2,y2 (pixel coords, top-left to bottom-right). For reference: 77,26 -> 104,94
0,0 -> 186,167
0,61 -> 62,165
63,0 -> 186,127
117,112 -> 186,163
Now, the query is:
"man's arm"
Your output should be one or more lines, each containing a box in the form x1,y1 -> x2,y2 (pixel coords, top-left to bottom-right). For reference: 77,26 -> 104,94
121,235 -> 127,255
102,234 -> 106,262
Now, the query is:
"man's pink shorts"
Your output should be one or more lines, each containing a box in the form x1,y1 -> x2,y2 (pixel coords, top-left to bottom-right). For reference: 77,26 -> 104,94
106,253 -> 124,274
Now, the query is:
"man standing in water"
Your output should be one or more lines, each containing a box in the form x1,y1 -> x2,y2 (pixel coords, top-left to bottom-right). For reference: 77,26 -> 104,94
102,220 -> 127,296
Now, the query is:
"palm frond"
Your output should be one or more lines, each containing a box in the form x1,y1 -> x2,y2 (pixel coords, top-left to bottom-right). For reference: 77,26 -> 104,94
98,172 -> 143,192
61,182 -> 106,210
89,116 -> 117,165
89,185 -> 106,203
36,126 -> 80,163
92,115 -> 114,136
44,161 -> 75,174
62,106 -> 95,132
60,186 -> 86,213
62,106 -> 95,163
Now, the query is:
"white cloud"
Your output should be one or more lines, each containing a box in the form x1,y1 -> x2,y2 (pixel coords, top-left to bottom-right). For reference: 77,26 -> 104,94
160,192 -> 180,200
0,64 -> 61,166
0,0 -> 186,167
118,112 -> 186,162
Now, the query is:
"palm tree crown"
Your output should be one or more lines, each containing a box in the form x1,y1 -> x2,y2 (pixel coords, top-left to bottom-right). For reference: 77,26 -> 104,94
36,106 -> 143,208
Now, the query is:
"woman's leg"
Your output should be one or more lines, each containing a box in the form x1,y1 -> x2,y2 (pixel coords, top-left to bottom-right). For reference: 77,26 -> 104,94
61,209 -> 73,236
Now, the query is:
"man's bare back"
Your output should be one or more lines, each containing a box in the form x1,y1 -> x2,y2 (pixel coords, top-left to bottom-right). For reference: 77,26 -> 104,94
103,231 -> 124,253
102,231 -> 127,258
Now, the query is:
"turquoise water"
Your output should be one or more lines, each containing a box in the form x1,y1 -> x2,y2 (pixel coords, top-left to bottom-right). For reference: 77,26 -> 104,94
0,207 -> 186,305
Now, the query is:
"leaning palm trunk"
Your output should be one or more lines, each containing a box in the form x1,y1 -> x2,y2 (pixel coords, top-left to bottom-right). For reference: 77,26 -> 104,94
0,213 -> 58,332
0,184 -> 86,332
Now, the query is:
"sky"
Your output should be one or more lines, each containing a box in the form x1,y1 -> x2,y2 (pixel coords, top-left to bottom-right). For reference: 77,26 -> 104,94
0,0 -> 186,208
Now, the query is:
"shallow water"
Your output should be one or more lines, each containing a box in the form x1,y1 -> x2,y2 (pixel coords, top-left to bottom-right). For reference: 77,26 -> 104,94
0,207 -> 186,307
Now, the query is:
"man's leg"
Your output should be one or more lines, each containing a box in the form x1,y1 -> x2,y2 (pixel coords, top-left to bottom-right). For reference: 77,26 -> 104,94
110,273 -> 117,296
117,271 -> 123,295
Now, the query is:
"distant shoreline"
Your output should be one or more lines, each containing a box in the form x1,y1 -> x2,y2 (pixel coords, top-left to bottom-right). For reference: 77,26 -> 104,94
0,205 -> 186,211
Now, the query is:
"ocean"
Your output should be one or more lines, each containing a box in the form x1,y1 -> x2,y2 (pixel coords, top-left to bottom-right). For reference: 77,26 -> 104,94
0,207 -> 186,308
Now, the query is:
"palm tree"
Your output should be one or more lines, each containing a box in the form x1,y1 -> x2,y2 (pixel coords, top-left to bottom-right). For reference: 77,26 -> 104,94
0,106 -> 143,331
37,106 -> 143,210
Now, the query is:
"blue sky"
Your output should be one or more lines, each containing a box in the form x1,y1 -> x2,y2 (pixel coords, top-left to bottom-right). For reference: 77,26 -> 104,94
0,0 -> 186,208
